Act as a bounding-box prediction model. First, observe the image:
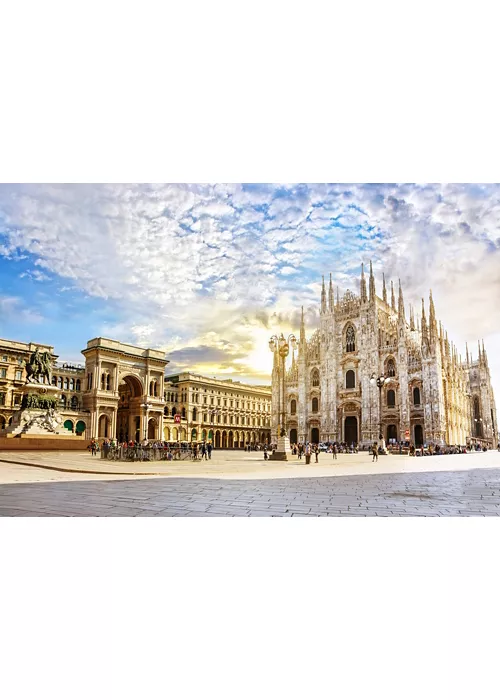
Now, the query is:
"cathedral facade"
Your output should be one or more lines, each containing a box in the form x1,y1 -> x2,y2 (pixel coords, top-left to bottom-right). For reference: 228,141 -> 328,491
271,263 -> 497,448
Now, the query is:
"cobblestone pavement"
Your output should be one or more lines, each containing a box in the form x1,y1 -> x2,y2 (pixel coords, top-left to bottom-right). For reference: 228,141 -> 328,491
0,466 -> 499,516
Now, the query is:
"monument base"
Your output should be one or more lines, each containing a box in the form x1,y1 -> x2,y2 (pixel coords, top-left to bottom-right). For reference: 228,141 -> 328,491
269,435 -> 290,461
0,383 -> 70,440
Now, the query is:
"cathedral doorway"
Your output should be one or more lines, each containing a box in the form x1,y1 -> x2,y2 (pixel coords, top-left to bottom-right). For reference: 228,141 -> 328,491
344,416 -> 358,445
414,424 -> 423,446
387,424 -> 398,443
290,428 -> 298,444
311,427 -> 320,444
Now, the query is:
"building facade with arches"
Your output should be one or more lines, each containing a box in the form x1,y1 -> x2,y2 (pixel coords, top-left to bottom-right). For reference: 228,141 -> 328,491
163,372 -> 271,448
272,264 -> 497,449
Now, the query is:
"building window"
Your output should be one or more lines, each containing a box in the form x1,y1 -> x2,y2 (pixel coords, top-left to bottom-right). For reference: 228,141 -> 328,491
290,399 -> 297,415
15,370 -> 22,381
64,377 -> 69,390
76,379 -> 81,391
346,370 -> 355,389
346,325 -> 356,353
192,407 -> 197,421
0,368 -> 6,379
312,397 -> 319,413
387,359 -> 396,377
172,406 -> 177,417
387,389 -> 396,408
413,387 -> 421,406
1,355 -> 7,362
71,396 -> 79,410
0,392 -> 5,406
311,369 -> 320,387
182,407 -> 186,418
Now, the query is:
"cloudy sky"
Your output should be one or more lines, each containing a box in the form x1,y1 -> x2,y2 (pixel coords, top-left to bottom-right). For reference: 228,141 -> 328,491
0,183 -> 499,399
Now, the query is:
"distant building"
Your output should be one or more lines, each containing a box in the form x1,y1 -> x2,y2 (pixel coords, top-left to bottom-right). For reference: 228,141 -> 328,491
1,336 -> 272,446
272,264 -> 498,448
0,337 -> 88,436
164,373 -> 272,447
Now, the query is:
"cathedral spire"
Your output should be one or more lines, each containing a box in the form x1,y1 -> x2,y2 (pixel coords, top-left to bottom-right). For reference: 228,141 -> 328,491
429,290 -> 438,341
336,286 -> 340,307
478,339 -> 482,365
300,306 -> 305,344
321,275 -> 326,314
391,280 -> 396,311
328,273 -> 334,311
482,339 -> 488,367
382,272 -> 387,304
369,260 -> 375,302
398,279 -> 405,320
409,304 -> 415,331
421,298 -> 428,338
466,341 -> 470,366
360,263 -> 367,303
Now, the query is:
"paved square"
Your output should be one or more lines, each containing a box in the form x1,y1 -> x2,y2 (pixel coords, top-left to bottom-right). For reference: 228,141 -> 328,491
0,450 -> 499,516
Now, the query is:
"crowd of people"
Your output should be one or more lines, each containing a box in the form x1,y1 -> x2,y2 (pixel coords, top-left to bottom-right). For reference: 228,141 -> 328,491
86,437 -> 497,463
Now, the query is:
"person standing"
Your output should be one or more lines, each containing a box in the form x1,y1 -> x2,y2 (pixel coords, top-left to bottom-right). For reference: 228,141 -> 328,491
332,443 -> 337,460
207,442 -> 212,460
314,445 -> 319,463
372,442 -> 378,462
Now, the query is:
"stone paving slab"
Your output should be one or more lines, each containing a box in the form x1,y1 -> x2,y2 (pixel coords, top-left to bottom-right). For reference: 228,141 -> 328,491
0,464 -> 499,516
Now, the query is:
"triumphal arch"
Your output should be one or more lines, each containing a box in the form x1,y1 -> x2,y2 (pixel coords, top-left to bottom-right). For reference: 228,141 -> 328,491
82,338 -> 168,441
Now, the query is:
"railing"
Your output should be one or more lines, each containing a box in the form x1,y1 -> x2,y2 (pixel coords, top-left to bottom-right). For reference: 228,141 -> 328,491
100,443 -> 203,462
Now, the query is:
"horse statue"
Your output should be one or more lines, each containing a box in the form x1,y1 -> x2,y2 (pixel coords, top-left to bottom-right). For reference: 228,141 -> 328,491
25,347 -> 52,384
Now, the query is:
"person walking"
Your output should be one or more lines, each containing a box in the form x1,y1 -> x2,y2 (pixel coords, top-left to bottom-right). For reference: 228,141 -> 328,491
372,442 -> 378,462
90,439 -> 97,457
332,443 -> 337,460
207,442 -> 212,460
314,445 -> 319,463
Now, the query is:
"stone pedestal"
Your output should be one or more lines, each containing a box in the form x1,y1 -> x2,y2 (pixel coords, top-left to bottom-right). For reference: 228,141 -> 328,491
0,383 -> 72,439
269,435 -> 290,461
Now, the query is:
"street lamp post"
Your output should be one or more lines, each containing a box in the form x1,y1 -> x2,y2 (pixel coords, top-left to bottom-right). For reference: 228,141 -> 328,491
370,373 -> 390,454
268,332 -> 297,461
141,401 -> 153,442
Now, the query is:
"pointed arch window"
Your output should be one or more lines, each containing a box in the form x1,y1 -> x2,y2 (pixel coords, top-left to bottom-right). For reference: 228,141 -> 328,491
387,359 -> 396,377
312,397 -> 319,413
413,387 -> 421,406
346,370 -> 355,389
387,389 -> 396,408
290,399 -> 297,415
346,325 -> 356,353
311,369 -> 320,387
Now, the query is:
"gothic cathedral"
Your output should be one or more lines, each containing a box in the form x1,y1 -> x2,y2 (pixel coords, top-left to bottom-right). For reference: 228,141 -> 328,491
271,263 -> 497,448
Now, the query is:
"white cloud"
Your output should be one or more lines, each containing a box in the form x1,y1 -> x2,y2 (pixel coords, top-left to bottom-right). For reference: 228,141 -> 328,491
0,183 -> 499,399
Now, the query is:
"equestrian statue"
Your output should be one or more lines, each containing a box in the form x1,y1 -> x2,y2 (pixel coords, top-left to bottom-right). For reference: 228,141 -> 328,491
25,347 -> 52,384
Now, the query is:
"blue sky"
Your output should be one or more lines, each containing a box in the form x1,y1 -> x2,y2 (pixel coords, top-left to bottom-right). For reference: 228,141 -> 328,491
0,183 -> 499,400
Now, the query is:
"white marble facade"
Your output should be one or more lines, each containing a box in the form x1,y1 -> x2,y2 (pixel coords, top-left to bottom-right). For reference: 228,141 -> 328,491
272,263 -> 498,448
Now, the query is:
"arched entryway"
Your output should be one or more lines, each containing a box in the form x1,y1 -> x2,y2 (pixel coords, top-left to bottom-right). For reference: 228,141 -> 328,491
290,428 -> 298,444
63,419 -> 74,433
147,418 -> 156,440
98,414 -> 110,438
311,427 -> 320,444
344,416 -> 358,445
164,426 -> 170,441
75,420 -> 86,437
228,431 -> 234,448
414,424 -> 423,446
215,430 -> 221,448
117,374 -> 144,442
0,415 -> 6,430
222,431 -> 228,448
387,424 -> 398,443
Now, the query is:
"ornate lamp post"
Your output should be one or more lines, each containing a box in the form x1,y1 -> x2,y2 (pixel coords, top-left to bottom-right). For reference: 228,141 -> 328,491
269,333 -> 297,460
370,373 -> 390,454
